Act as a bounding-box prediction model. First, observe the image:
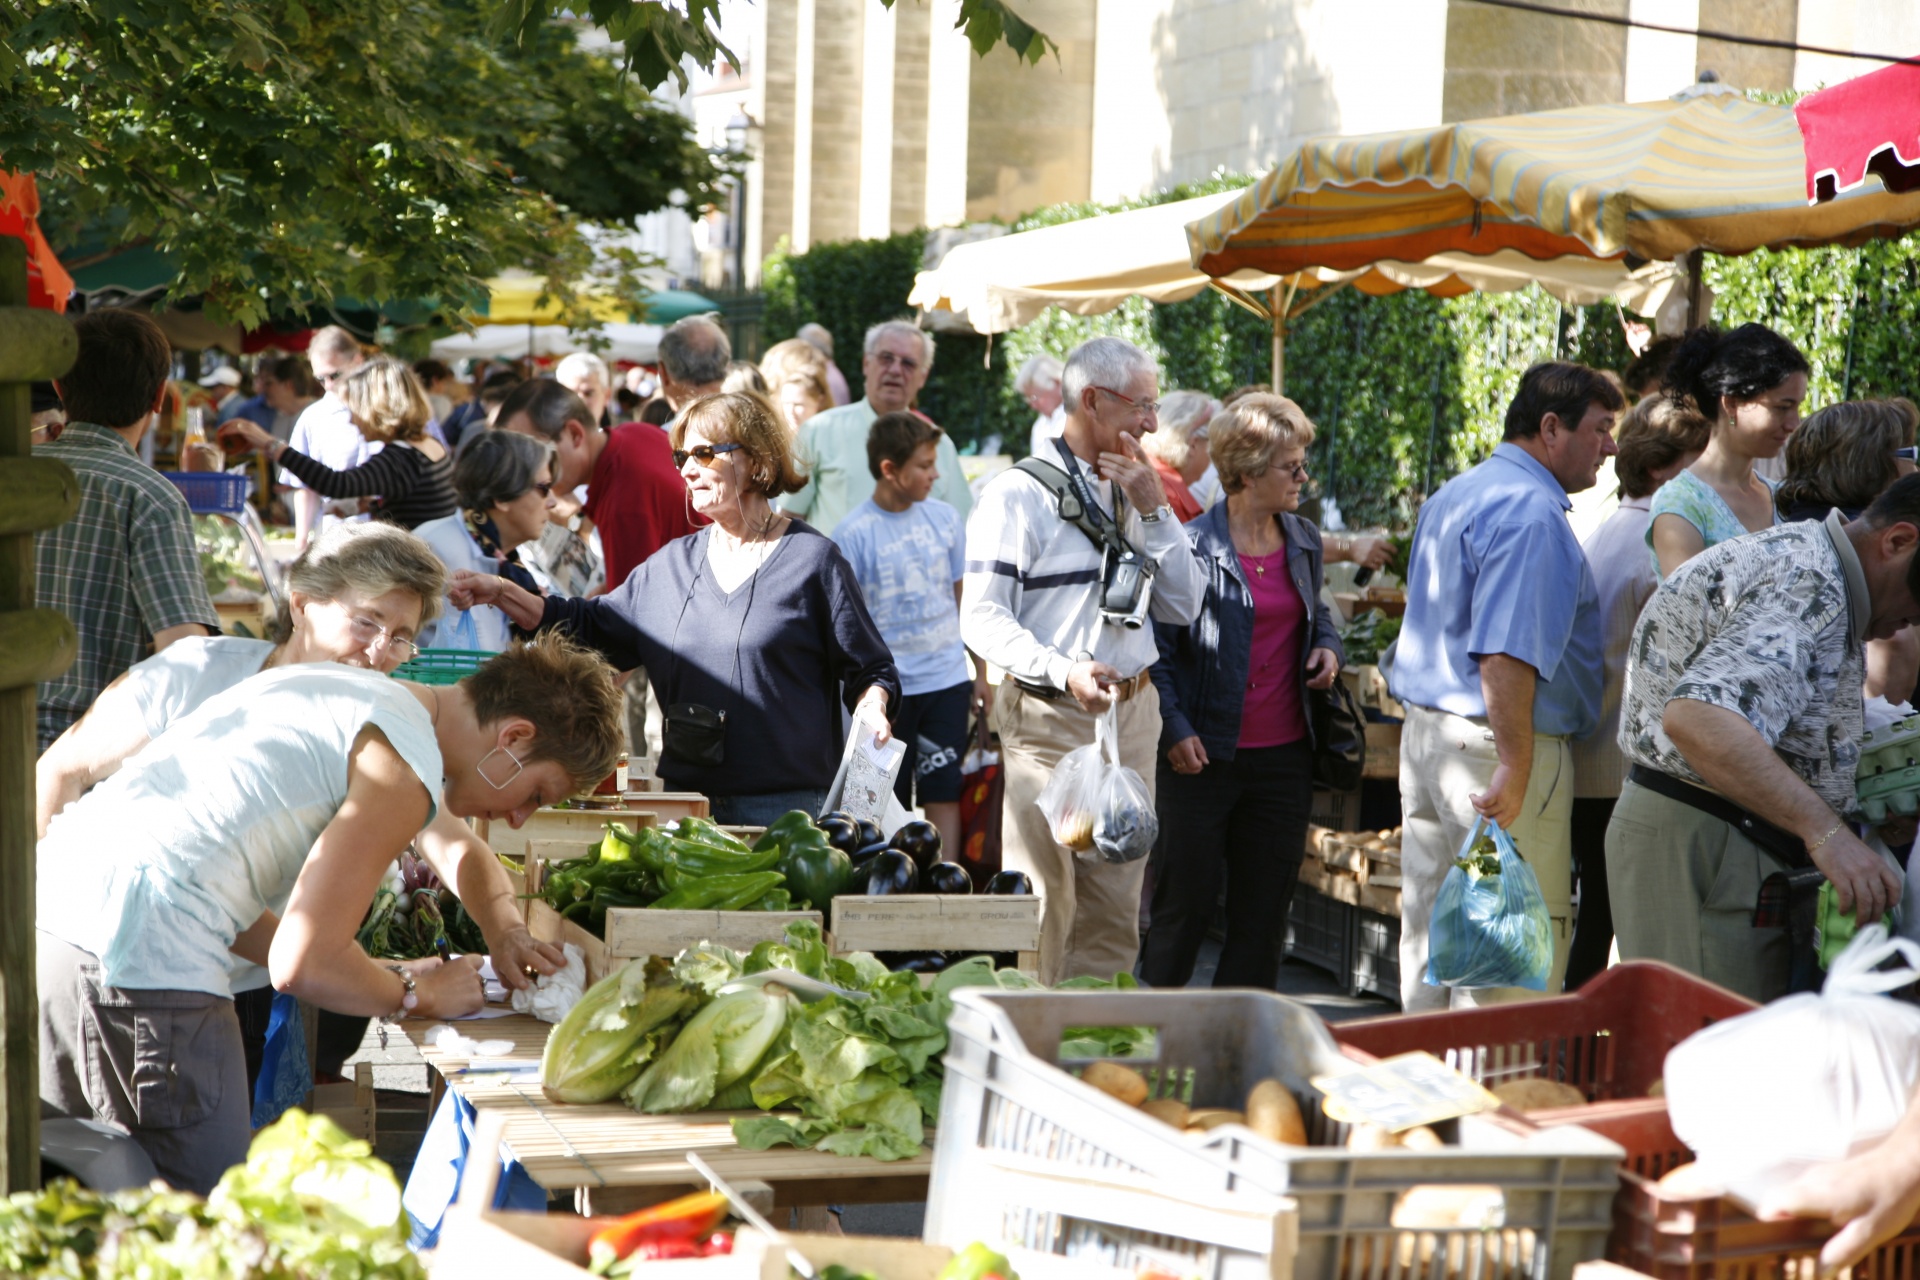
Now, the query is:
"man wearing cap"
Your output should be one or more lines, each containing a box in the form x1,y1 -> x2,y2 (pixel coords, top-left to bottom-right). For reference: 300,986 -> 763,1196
199,366 -> 245,421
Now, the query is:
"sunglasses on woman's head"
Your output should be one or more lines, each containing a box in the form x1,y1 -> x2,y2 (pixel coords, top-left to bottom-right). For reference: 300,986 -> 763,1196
674,442 -> 743,468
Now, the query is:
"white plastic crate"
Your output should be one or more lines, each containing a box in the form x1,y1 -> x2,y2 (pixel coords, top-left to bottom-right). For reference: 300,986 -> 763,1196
929,988 -> 1625,1280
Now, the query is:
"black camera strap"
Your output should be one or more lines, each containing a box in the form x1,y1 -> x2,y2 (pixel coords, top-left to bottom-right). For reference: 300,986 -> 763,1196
1012,445 -> 1140,562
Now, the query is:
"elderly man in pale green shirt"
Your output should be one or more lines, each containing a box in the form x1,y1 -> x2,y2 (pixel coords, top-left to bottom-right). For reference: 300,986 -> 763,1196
782,319 -> 972,533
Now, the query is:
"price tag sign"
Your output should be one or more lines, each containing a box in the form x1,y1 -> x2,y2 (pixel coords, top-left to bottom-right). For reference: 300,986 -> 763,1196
1311,1051 -> 1500,1132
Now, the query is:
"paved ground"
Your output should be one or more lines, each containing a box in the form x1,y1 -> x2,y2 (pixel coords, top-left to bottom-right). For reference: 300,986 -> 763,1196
348,940 -> 1395,1232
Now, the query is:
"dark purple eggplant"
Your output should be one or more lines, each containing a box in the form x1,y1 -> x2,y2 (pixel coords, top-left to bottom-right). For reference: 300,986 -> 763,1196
853,817 -> 884,850
888,820 -> 942,872
896,951 -> 950,974
819,817 -> 861,855
863,849 -> 919,895
986,869 -> 1034,895
924,862 -> 973,896
850,840 -> 889,866
817,809 -> 853,829
844,841 -> 890,892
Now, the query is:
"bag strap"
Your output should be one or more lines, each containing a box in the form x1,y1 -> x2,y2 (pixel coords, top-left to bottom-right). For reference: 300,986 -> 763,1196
1012,456 -> 1141,561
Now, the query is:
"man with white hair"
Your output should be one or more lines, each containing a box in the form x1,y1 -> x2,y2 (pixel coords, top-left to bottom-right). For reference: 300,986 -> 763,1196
556,351 -> 613,427
284,324 -> 370,553
1017,353 -> 1065,458
782,319 -> 972,533
798,321 -> 852,406
961,335 -> 1204,983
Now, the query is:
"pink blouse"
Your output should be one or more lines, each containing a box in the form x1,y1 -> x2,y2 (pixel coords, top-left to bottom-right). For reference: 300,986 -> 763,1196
1237,548 -> 1308,748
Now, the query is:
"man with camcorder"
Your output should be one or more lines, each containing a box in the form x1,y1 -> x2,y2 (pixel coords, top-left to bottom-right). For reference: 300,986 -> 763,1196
960,336 -> 1204,983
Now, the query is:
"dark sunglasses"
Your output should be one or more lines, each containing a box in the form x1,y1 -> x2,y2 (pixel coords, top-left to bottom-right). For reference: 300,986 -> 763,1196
1898,447 -> 1919,461
525,481 -> 554,498
674,442 -> 743,469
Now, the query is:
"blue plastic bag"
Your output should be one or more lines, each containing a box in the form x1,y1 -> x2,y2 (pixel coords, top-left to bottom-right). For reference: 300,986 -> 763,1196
1424,816 -> 1554,991
251,991 -> 313,1128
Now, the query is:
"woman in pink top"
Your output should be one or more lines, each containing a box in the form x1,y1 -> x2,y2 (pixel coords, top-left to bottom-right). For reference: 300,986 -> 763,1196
1142,395 -> 1343,989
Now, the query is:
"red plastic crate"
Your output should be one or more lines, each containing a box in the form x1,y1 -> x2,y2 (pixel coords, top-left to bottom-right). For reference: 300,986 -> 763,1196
1567,1107 -> 1920,1280
1329,961 -> 1757,1105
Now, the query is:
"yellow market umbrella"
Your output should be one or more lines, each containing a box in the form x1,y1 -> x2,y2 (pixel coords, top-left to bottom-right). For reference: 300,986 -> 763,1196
911,190 -> 1691,387
1189,88 -> 1920,287
481,272 -> 721,326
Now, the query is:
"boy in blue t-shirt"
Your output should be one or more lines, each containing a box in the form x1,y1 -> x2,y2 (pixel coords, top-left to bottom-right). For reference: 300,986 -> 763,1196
833,412 -> 987,855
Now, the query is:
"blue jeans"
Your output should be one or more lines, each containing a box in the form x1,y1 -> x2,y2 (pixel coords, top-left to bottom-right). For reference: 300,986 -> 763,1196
709,789 -> 829,828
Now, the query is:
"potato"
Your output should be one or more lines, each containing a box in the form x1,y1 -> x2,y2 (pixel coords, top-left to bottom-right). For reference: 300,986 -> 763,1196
1081,1061 -> 1149,1107
1185,1108 -> 1245,1132
1656,1162 -> 1724,1198
1139,1099 -> 1190,1129
1491,1078 -> 1587,1111
1399,1125 -> 1444,1151
1390,1184 -> 1506,1231
1244,1079 -> 1308,1145
1347,1123 -> 1401,1151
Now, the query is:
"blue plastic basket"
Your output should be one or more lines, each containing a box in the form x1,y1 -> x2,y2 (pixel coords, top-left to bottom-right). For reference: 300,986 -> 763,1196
161,470 -> 251,516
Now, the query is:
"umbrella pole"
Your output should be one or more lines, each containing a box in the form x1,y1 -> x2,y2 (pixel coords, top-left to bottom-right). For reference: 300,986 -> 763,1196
1270,285 -> 1286,392
1685,249 -> 1706,329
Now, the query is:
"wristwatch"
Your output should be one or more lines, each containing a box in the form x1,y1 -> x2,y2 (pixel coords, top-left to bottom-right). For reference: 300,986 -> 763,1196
387,964 -> 418,1020
1139,505 -> 1174,524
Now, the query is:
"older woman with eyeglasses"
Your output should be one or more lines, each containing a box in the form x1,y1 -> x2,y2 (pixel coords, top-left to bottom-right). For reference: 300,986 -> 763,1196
1141,394 -> 1342,991
414,430 -> 558,652
451,392 -> 901,825
1139,390 -> 1219,521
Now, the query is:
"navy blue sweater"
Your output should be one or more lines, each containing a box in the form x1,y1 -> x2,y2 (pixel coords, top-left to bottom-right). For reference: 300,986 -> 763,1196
538,521 -> 900,796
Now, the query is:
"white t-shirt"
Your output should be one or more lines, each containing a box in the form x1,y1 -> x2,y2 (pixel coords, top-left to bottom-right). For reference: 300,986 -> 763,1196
126,636 -> 275,739
38,665 -> 442,996
833,499 -> 970,696
412,515 -> 516,652
283,393 -> 374,524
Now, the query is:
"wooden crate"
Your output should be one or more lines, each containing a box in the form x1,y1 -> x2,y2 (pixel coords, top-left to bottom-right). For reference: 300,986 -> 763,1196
1362,719 -> 1401,780
829,894 -> 1041,974
1341,663 -> 1406,719
491,806 -> 659,859
1296,852 -> 1400,917
525,841 -> 822,985
309,1061 -> 375,1144
1317,829 -> 1402,888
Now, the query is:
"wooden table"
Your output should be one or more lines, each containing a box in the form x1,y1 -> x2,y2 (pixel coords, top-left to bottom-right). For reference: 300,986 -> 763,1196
406,1012 -> 933,1215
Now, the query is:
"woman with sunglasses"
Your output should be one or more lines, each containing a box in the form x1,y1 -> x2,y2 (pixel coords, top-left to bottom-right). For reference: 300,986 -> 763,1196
37,634 -> 624,1194
414,430 -> 559,652
450,392 -> 900,826
1140,394 -> 1342,991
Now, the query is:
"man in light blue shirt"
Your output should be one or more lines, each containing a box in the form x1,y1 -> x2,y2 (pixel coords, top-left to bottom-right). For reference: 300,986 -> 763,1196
1387,361 -> 1622,1011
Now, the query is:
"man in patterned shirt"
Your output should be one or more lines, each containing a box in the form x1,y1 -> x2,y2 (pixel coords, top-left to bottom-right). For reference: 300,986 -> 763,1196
37,308 -> 218,753
1608,478 -> 1920,1000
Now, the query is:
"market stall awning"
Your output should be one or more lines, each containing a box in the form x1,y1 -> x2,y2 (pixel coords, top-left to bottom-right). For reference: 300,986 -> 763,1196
0,169 -> 73,311
913,190 -> 1690,336
1795,57 -> 1920,203
1189,88 -> 1920,279
480,272 -> 719,326
429,322 -> 664,364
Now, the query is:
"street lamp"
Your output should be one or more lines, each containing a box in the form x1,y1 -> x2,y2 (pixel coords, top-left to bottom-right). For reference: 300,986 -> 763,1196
724,111 -> 752,291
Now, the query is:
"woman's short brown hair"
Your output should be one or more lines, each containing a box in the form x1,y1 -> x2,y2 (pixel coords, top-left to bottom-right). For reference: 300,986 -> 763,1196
272,522 -> 447,643
463,634 -> 624,791
337,355 -> 433,443
1776,399 -> 1920,516
1613,394 -> 1710,499
674,392 -> 807,497
1210,393 -> 1317,495
760,338 -> 834,425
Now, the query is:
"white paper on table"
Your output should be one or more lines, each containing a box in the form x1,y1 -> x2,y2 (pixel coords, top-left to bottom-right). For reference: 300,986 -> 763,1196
823,719 -> 909,832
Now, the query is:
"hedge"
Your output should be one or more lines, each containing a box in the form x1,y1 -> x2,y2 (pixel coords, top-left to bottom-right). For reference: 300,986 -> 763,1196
762,179 -> 1919,530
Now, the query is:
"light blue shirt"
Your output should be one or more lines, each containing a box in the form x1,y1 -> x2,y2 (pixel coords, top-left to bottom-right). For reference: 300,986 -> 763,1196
412,514 -> 516,653
833,498 -> 971,696
1386,443 -> 1603,738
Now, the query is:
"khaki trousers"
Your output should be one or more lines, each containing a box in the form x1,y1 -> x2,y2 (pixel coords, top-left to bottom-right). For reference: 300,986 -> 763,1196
1604,779 -> 1791,1003
996,682 -> 1161,985
1397,704 -> 1574,1011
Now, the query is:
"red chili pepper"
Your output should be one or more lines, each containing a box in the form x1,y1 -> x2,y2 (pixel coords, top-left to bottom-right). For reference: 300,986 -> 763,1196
587,1190 -> 730,1269
625,1240 -> 703,1261
700,1232 -> 735,1256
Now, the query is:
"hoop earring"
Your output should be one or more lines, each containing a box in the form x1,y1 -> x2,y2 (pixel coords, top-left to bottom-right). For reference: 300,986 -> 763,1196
476,744 -> 525,790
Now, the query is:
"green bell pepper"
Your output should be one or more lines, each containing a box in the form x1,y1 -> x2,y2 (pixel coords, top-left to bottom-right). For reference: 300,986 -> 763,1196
674,817 -> 752,855
752,809 -> 819,854
649,871 -> 786,911
777,830 -> 852,911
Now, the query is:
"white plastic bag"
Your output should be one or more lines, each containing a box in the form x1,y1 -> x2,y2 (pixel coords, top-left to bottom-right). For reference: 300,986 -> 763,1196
1036,739 -> 1101,852
1035,706 -> 1157,862
1664,924 -> 1920,1205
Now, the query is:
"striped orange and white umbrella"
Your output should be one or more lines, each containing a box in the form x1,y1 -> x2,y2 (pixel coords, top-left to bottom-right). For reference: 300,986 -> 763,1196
1189,88 -> 1920,280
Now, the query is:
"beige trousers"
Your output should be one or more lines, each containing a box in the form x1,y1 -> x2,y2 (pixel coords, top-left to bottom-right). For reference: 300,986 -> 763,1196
996,682 -> 1161,985
1397,704 -> 1574,1011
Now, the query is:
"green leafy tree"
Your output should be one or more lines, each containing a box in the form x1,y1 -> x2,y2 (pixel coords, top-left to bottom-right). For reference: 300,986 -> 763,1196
1,0 -> 728,328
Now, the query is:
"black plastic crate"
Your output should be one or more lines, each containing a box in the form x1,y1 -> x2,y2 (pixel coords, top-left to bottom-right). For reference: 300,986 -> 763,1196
1350,907 -> 1402,1005
1285,882 -> 1353,981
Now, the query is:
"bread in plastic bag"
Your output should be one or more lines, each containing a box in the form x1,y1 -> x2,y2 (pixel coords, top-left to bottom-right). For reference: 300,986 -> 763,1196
1665,924 -> 1920,1206
1424,816 -> 1553,991
1036,739 -> 1101,852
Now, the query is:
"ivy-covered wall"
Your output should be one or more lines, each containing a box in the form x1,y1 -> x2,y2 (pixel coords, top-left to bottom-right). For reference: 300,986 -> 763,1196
764,181 -> 1919,530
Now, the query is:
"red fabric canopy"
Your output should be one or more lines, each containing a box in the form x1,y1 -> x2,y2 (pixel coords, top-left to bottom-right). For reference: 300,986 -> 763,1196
0,169 -> 73,311
1795,59 -> 1920,203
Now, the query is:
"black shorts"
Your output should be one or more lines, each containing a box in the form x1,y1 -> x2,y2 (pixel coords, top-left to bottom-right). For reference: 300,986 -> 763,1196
892,681 -> 973,807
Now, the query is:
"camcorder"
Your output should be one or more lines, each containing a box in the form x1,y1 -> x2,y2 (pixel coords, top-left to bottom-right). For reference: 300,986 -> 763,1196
1099,544 -> 1157,629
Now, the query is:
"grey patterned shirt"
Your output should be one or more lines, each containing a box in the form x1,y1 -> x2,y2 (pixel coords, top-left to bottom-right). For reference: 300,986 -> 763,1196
1618,510 -> 1869,815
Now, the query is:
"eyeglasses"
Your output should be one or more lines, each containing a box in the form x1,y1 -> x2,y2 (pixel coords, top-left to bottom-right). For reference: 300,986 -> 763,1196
525,481 -> 554,498
673,442 -> 744,469
317,370 -> 345,385
1897,447 -> 1919,461
346,613 -> 419,662
1094,386 -> 1161,418
1277,460 -> 1309,481
871,351 -> 921,372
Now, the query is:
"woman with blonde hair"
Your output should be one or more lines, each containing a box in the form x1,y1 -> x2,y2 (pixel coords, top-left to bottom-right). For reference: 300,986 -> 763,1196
222,355 -> 456,528
760,337 -> 834,431
1142,393 -> 1342,990
450,392 -> 900,825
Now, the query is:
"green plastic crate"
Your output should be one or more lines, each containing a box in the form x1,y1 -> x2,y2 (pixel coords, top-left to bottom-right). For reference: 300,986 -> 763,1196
392,649 -> 492,685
